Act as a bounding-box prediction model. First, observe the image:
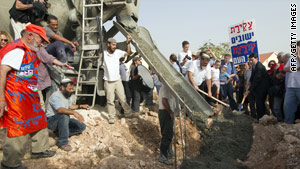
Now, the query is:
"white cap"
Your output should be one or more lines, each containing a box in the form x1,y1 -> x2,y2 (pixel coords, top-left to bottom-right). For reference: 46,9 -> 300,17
61,78 -> 72,84
107,38 -> 117,43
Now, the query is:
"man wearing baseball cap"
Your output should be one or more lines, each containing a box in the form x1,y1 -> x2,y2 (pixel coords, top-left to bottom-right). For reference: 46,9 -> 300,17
103,36 -> 134,124
0,24 -> 55,169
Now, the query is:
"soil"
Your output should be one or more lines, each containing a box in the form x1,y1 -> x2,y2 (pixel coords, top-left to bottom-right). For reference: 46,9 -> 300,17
0,101 -> 201,169
1,97 -> 300,169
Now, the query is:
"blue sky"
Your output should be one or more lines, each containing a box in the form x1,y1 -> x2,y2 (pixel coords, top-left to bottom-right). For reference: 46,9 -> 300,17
132,0 -> 298,57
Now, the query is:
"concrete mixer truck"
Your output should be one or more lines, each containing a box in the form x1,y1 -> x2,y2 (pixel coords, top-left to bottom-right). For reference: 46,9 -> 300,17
0,0 -> 214,128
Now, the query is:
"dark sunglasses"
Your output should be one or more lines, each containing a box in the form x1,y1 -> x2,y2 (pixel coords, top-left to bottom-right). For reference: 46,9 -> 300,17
1,39 -> 8,42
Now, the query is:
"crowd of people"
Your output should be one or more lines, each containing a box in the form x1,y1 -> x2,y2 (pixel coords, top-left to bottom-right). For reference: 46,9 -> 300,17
151,40 -> 300,165
0,0 -> 300,168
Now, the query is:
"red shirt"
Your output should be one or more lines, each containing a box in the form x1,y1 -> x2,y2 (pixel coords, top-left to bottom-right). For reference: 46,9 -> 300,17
0,39 -> 47,137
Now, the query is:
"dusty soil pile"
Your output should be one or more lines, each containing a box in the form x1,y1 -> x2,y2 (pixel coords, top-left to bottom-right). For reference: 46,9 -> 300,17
243,115 -> 300,169
1,101 -> 300,169
0,104 -> 201,169
182,113 -> 300,169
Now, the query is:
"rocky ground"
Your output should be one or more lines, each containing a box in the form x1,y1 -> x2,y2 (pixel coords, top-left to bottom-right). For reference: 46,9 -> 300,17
0,103 -> 201,169
1,101 -> 300,169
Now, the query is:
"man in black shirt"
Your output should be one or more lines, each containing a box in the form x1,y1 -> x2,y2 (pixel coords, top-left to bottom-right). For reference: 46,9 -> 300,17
9,0 -> 48,39
248,53 -> 270,120
129,57 -> 152,113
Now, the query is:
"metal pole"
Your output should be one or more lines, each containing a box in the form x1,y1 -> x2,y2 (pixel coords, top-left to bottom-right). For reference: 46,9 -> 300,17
173,112 -> 177,169
184,105 -> 188,157
178,101 -> 185,159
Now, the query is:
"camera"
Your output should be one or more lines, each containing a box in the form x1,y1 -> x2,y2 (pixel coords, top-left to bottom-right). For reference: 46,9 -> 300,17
185,55 -> 191,60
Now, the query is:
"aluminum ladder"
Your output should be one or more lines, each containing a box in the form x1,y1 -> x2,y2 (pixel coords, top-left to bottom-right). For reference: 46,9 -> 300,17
75,0 -> 104,108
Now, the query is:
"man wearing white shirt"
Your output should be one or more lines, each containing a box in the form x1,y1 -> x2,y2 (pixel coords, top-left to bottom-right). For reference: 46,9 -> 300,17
158,84 -> 176,165
283,43 -> 300,124
119,57 -> 131,104
169,54 -> 181,73
186,53 -> 212,98
103,36 -> 133,124
178,41 -> 192,75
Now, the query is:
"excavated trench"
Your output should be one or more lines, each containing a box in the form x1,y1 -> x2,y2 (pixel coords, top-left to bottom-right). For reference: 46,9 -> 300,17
114,23 -> 255,168
181,110 -> 253,169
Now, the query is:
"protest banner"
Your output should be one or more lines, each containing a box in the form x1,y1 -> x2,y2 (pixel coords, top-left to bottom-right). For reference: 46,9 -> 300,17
228,19 -> 259,65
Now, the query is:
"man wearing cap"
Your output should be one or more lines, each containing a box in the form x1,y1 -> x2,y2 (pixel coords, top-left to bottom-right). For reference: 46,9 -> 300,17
186,52 -> 213,98
46,79 -> 88,151
130,56 -> 152,113
103,36 -> 133,124
0,24 -> 55,169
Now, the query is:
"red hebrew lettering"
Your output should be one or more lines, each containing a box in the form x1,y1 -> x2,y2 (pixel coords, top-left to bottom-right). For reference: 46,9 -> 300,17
248,21 -> 253,30
241,45 -> 248,54
250,43 -> 256,52
237,46 -> 242,55
234,46 -> 242,55
235,25 -> 240,33
233,47 -> 237,54
247,44 -> 251,51
231,27 -> 235,34
243,22 -> 247,32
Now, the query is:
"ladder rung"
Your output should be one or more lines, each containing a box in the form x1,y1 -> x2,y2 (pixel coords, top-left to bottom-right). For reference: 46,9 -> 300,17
84,4 -> 102,7
84,17 -> 97,20
80,68 -> 98,71
84,30 -> 99,33
82,45 -> 99,50
76,94 -> 95,97
78,81 -> 97,84
82,56 -> 99,59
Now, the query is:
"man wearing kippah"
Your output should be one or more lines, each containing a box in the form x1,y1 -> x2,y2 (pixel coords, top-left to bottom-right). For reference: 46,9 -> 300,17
103,36 -> 134,124
186,52 -> 215,104
0,24 -> 55,169
46,78 -> 88,151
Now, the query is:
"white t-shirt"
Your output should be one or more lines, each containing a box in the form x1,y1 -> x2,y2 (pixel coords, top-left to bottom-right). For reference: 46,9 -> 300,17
211,67 -> 220,83
103,49 -> 126,81
185,60 -> 211,86
182,60 -> 193,75
172,62 -> 181,73
119,62 -> 129,81
285,58 -> 300,88
0,48 -> 25,70
178,50 -> 192,64
158,85 -> 176,112
178,50 -> 192,74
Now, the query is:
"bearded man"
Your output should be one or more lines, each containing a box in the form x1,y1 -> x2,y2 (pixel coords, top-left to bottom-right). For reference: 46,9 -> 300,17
102,36 -> 134,124
0,24 -> 55,169
46,78 -> 89,151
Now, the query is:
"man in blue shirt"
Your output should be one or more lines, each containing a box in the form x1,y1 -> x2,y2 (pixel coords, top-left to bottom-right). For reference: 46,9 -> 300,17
221,54 -> 238,111
47,79 -> 89,151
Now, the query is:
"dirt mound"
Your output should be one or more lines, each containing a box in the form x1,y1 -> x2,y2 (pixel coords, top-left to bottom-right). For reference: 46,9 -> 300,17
0,104 -> 201,169
1,104 -> 300,169
243,115 -> 300,169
